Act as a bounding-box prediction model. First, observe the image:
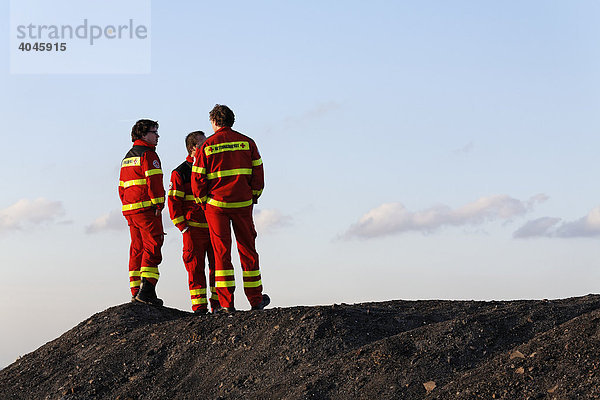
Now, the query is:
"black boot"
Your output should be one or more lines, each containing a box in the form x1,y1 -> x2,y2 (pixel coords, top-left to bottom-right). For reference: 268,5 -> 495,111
251,294 -> 270,310
134,278 -> 163,306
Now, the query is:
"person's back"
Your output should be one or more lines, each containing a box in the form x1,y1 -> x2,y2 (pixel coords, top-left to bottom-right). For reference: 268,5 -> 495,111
192,104 -> 269,312
198,127 -> 263,209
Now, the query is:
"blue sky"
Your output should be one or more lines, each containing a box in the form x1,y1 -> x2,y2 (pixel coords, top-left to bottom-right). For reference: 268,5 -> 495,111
1,0 -> 600,369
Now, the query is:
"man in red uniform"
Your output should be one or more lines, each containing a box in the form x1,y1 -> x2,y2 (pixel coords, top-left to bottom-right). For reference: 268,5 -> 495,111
191,104 -> 270,312
118,119 -> 164,306
168,131 -> 220,314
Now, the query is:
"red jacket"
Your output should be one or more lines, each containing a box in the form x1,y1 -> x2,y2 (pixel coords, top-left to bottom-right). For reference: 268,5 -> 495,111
119,139 -> 165,216
191,127 -> 264,209
168,156 -> 209,231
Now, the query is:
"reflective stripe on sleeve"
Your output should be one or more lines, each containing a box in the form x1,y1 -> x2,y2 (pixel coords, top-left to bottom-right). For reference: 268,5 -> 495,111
172,216 -> 185,225
188,221 -> 209,228
243,280 -> 262,288
192,298 -> 208,305
190,288 -> 207,296
192,166 -> 206,174
252,158 -> 263,166
207,198 -> 253,208
122,200 -> 153,211
120,179 -> 147,188
252,189 -> 263,196
168,189 -> 185,198
129,271 -> 142,277
145,169 -> 163,177
151,197 -> 165,205
206,168 -> 252,180
243,270 -> 261,277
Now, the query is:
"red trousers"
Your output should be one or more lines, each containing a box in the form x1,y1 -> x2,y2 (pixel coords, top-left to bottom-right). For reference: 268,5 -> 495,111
125,209 -> 164,296
204,205 -> 263,308
182,228 -> 218,311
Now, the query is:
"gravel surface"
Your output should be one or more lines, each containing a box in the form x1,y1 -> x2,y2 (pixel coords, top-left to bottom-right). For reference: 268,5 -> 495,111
2,295 -> 600,399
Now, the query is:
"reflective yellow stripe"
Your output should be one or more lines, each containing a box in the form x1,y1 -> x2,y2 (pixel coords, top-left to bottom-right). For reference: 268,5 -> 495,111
184,195 -> 196,201
243,270 -> 261,277
195,196 -> 208,204
215,269 -> 235,277
130,280 -> 141,288
252,158 -> 263,166
122,157 -> 141,167
168,189 -> 185,198
210,293 -> 219,301
192,298 -> 208,305
206,168 -> 252,180
141,266 -> 160,280
210,286 -> 216,292
207,198 -> 253,208
204,141 -> 250,156
192,166 -> 206,175
172,216 -> 185,225
243,280 -> 262,288
120,179 -> 147,188
122,200 -> 153,211
216,281 -> 236,288
252,189 -> 263,196
190,288 -> 207,296
145,169 -> 163,177
188,221 -> 209,228
129,271 -> 141,277
151,197 -> 165,205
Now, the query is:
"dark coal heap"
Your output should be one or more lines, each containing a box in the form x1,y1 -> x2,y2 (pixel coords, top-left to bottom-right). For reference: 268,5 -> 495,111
2,295 -> 600,399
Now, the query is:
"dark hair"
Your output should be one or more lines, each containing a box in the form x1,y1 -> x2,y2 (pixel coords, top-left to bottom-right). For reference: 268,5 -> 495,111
209,104 -> 235,127
185,131 -> 205,155
131,119 -> 159,142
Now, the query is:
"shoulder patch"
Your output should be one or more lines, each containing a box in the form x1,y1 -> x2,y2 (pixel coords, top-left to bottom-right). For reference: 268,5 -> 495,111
169,181 -> 173,190
153,160 -> 160,169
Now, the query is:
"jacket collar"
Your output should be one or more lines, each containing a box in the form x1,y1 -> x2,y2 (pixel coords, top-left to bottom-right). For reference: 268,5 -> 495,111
133,139 -> 155,149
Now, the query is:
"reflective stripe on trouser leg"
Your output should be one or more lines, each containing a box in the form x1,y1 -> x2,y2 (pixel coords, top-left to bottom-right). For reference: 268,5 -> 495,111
230,208 -> 263,307
126,215 -> 144,296
183,229 -> 211,311
129,210 -> 164,285
205,205 -> 235,308
190,288 -> 208,309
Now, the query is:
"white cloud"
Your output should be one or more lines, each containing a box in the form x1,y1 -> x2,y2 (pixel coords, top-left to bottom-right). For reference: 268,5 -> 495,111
513,217 -> 561,238
514,206 -> 600,238
86,210 -> 127,234
0,198 -> 65,232
343,194 -> 547,239
254,209 -> 292,234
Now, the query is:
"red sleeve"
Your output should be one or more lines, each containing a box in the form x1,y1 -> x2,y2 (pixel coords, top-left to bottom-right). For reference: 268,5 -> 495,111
168,170 -> 188,231
250,141 -> 264,202
191,147 -> 208,204
142,151 -> 165,210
